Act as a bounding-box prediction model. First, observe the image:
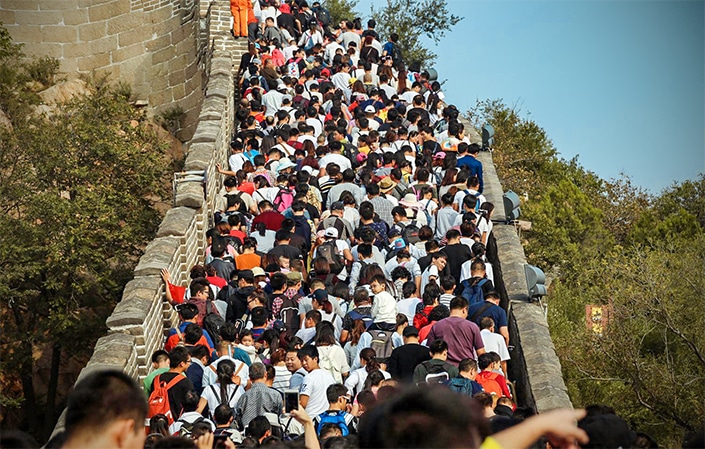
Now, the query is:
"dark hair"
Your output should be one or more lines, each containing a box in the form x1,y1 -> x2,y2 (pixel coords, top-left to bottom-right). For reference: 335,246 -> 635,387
184,323 -> 203,345
247,416 -> 272,439
213,404 -> 234,425
64,370 -> 147,438
429,339 -> 448,355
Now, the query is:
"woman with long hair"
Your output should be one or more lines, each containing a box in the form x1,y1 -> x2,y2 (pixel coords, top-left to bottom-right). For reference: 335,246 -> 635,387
314,321 -> 350,383
344,347 -> 391,399
343,319 -> 366,367
196,359 -> 244,417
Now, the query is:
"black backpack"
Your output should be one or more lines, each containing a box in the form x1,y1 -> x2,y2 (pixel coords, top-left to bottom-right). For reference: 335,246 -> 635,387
390,42 -> 404,64
318,239 -> 344,274
401,220 -> 421,245
203,300 -> 225,346
277,295 -> 301,338
421,360 -> 450,384
313,5 -> 332,27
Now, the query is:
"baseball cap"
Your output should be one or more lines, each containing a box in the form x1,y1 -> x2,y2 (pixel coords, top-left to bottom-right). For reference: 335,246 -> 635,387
286,271 -> 303,282
252,267 -> 266,277
364,105 -> 376,113
324,227 -> 339,238
313,288 -> 329,301
331,201 -> 344,211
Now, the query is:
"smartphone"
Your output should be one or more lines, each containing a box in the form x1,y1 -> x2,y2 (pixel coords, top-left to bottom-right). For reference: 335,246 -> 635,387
283,389 -> 299,414
213,435 -> 229,449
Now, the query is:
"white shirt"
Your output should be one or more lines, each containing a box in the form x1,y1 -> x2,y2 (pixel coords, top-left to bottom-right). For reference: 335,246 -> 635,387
200,383 -> 245,417
344,367 -> 391,397
300,368 -> 336,416
420,264 -> 439,293
371,290 -> 398,324
480,329 -> 510,363
397,297 -> 421,323
202,357 -> 249,388
319,153 -> 352,171
169,411 -> 215,435
351,331 -> 404,370
228,153 -> 249,173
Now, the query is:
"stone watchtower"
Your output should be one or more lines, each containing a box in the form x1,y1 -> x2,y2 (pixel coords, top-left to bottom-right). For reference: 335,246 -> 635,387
0,0 -> 205,139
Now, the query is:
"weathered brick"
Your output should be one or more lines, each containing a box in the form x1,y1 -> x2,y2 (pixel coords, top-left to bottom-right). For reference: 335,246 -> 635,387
5,25 -> 42,44
62,9 -> 89,25
1,0 -> 39,10
117,56 -> 145,85
118,26 -> 150,47
106,12 -> 143,34
77,52 -> 110,71
112,41 -> 145,63
78,21 -> 106,41
62,42 -> 88,58
168,68 -> 185,87
59,58 -> 79,73
88,0 -> 129,22
149,88 -> 173,107
90,34 -> 118,54
42,25 -> 78,43
0,10 -> 16,24
25,42 -> 63,59
144,33 -> 170,52
15,10 -> 63,25
40,0 -> 81,10
171,83 -> 185,101
152,45 -> 175,64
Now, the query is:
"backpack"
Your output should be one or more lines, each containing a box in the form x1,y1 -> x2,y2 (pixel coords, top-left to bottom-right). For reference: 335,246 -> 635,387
421,361 -> 450,384
389,42 -> 403,64
461,278 -> 489,305
203,301 -> 225,346
277,295 -> 301,338
318,348 -> 341,381
368,329 -> 394,362
148,374 -> 185,424
317,239 -> 344,274
401,220 -> 421,245
177,416 -> 206,437
286,58 -> 301,78
445,377 -> 483,396
316,410 -> 349,437
273,186 -> 294,213
356,260 -> 377,287
477,372 -> 504,397
313,6 -> 332,27
347,308 -> 373,329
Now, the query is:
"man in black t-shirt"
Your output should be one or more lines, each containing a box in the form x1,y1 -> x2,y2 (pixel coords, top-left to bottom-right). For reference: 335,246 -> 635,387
442,229 -> 472,284
151,346 -> 195,422
386,326 -> 431,383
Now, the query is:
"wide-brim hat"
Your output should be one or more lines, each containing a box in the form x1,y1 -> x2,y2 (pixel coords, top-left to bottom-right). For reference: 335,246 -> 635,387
379,177 -> 397,193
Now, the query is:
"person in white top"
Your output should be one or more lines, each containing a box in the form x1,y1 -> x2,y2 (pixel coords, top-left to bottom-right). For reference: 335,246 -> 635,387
197,359 -> 245,418
479,317 -> 510,377
344,348 -> 391,398
369,274 -> 398,330
298,345 -> 336,416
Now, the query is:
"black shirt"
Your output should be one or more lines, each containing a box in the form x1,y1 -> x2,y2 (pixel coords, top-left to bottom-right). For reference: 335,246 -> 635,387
151,371 -> 194,420
386,343 -> 431,383
442,243 -> 473,284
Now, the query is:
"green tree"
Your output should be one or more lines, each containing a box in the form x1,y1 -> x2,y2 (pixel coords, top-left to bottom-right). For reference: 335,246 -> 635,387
322,0 -> 359,25
549,235 -> 705,447
0,27 -> 171,440
370,0 -> 462,66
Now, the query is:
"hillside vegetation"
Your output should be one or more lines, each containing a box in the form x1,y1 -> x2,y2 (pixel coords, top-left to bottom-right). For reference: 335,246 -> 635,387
468,99 -> 704,447
0,24 -> 173,440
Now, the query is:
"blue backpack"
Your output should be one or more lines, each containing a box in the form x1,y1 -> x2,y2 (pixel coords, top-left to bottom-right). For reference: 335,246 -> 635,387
347,308 -> 373,329
461,278 -> 488,305
317,410 -> 349,436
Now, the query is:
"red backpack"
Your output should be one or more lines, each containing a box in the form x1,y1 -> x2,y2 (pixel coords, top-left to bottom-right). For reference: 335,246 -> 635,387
147,374 -> 184,425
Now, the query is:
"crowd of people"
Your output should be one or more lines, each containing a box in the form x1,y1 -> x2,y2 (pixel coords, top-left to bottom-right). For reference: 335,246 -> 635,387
0,1 -> 671,449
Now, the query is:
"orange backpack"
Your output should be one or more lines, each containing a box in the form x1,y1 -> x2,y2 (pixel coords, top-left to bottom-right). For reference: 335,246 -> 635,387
147,374 -> 184,425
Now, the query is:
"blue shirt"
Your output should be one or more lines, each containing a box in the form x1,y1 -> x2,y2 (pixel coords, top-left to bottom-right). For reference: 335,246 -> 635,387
457,155 -> 483,193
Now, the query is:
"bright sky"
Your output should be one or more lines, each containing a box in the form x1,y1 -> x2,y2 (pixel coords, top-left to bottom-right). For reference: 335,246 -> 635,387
353,0 -> 704,193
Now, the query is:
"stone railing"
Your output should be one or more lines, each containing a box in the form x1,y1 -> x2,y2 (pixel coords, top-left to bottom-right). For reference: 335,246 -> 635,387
468,118 -> 573,412
49,1 -> 248,437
